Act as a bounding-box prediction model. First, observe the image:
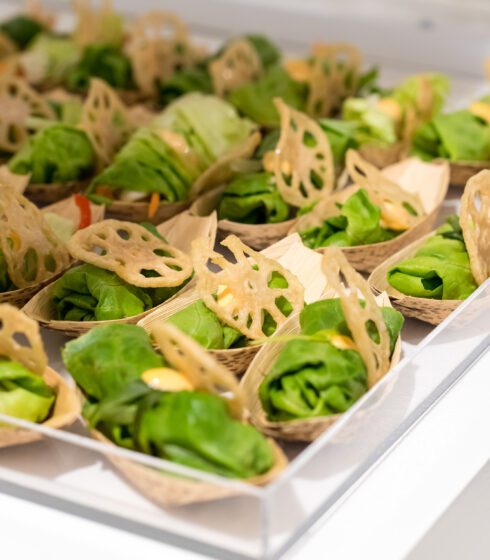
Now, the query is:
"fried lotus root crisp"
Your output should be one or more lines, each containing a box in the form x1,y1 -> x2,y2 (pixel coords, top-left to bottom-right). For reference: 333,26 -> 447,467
126,11 -> 198,95
79,79 -> 135,168
307,42 -> 362,118
0,189 -> 70,289
321,247 -> 391,387
0,304 -> 47,375
72,0 -> 120,47
151,323 -> 244,418
192,235 -> 304,340
346,150 -> 425,231
67,220 -> 192,288
210,39 -> 262,98
264,98 -> 335,208
0,76 -> 56,152
24,0 -> 56,29
460,170 -> 490,285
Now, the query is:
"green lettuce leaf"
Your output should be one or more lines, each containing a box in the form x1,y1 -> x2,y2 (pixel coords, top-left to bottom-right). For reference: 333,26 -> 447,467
342,97 -> 397,146
217,172 -> 290,224
135,390 -> 275,478
157,65 -> 213,106
300,188 -> 397,249
65,44 -> 133,91
62,324 -> 163,402
0,360 -> 55,423
9,124 -> 96,183
318,119 -> 359,167
228,66 -> 307,127
245,34 -> 281,69
387,216 -> 478,299
259,298 -> 403,421
392,73 -> 449,116
411,110 -> 490,162
88,128 -> 197,202
0,15 -> 43,49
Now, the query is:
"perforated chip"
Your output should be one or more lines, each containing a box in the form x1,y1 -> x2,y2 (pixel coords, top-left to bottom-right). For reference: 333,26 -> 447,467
263,98 -> 335,208
209,39 -> 262,98
72,0 -> 121,47
151,322 -> 244,418
192,235 -> 304,340
125,11 -> 200,95
24,0 -> 56,29
0,304 -> 47,375
0,188 -> 70,289
79,79 -> 135,168
321,247 -> 391,387
68,220 -> 192,288
0,76 -> 55,152
460,170 -> 490,285
191,131 -> 261,198
346,150 -> 425,231
0,165 -> 30,194
307,42 -> 362,118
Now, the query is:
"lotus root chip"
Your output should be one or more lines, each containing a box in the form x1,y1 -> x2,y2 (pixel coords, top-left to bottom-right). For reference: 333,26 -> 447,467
321,247 -> 391,387
0,304 -> 47,375
0,189 -> 70,289
191,132 -> 261,198
151,322 -> 244,418
307,43 -> 362,118
68,220 -> 192,288
264,98 -> 334,208
0,77 -> 55,152
24,0 -> 56,29
79,78 -> 135,168
0,165 -> 30,194
346,150 -> 425,230
209,39 -> 262,98
126,11 -> 197,95
72,0 -> 119,47
192,235 -> 304,340
460,170 -> 490,285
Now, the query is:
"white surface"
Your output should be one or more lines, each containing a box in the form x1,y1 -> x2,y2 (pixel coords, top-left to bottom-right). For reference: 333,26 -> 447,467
1,350 -> 488,560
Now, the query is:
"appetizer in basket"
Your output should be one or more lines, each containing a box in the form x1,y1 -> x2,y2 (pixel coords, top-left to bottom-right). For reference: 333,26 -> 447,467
0,304 -> 79,449
240,247 -> 404,442
369,170 -> 490,324
7,79 -> 135,203
138,234 -> 315,376
62,322 -> 286,506
86,92 -> 259,222
411,97 -> 490,185
291,149 -> 449,272
23,211 -> 216,335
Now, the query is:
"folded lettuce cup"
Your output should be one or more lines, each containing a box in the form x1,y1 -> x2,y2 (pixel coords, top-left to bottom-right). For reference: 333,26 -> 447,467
411,101 -> 490,186
0,304 -> 80,449
343,73 -> 450,168
240,247 -> 403,442
369,171 -> 489,324
8,79 -> 135,204
86,92 -> 259,223
191,99 -> 356,250
138,234 -> 327,375
23,211 -> 217,336
291,149 -> 449,272
62,321 -> 286,507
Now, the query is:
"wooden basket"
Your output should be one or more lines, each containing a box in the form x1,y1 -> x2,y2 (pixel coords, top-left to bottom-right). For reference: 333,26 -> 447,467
104,199 -> 190,224
0,367 -> 80,449
446,160 -> 490,188
25,180 -> 90,205
22,211 -> 218,336
240,294 -> 402,442
368,231 -> 461,325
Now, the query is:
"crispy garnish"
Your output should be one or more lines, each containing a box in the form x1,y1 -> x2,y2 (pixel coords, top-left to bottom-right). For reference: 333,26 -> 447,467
192,235 -> 304,340
0,304 -> 47,375
346,150 -> 425,230
0,189 -> 70,289
0,165 -> 30,194
460,170 -> 490,285
209,39 -> 262,97
307,42 -> 362,118
72,0 -> 121,47
322,247 -> 391,387
151,322 -> 244,418
264,98 -> 334,207
24,0 -> 56,29
79,78 -> 135,168
68,219 -> 192,288
0,76 -> 55,152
